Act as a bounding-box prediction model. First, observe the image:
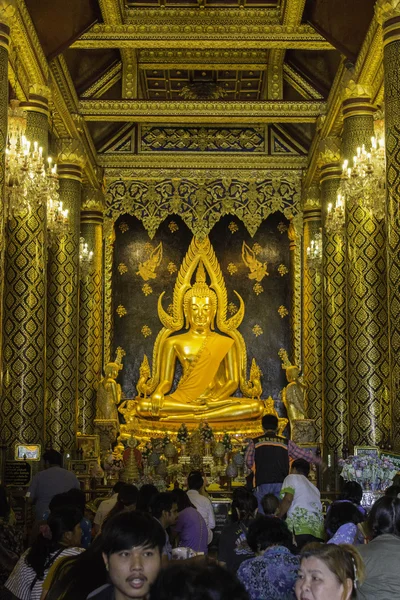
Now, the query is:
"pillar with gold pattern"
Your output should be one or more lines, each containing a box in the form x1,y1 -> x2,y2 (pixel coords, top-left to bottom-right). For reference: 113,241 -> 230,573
2,86 -> 49,450
319,138 -> 348,455
0,11 -> 10,394
302,186 -> 323,435
78,186 -> 104,434
376,0 -> 400,451
46,139 -> 84,451
288,216 -> 302,368
342,82 -> 390,447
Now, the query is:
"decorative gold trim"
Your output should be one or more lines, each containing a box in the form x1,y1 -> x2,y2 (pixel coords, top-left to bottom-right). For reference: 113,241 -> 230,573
99,154 -> 308,169
81,61 -> 122,99
79,99 -> 326,123
72,24 -> 333,50
283,63 -> 324,100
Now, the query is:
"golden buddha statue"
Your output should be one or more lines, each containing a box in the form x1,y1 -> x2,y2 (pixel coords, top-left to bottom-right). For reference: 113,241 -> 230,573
132,237 -> 266,423
96,348 -> 124,422
279,349 -> 307,424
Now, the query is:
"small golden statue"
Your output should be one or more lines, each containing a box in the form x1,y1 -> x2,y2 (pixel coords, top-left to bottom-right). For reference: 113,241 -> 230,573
134,236 -> 266,423
279,349 -> 307,423
96,347 -> 125,421
242,241 -> 269,282
136,242 -> 163,281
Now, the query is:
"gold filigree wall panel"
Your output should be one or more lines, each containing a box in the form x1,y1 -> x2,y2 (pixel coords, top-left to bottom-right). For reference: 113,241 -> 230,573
322,177 -> 348,455
46,178 -> 81,451
0,37 -> 9,391
140,126 -> 265,152
2,206 -> 46,447
344,111 -> 391,447
105,169 -> 302,240
302,210 -> 323,435
384,33 -> 400,451
78,218 -> 103,434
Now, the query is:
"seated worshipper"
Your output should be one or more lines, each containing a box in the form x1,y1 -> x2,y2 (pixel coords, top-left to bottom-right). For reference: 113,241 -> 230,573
335,481 -> 367,519
43,490 -> 92,549
136,485 -> 159,514
0,485 -> 24,587
93,482 -> 125,536
41,536 -> 107,600
357,496 -> 400,600
27,450 -> 80,521
325,501 -> 365,545
150,493 -> 179,565
296,543 -> 364,600
171,489 -> 208,555
186,471 -> 215,544
5,506 -> 83,600
237,515 -> 298,600
261,494 -> 280,517
218,488 -> 257,573
384,484 -> 400,498
278,458 -> 324,550
102,484 -> 138,527
245,415 -> 323,512
149,563 -> 250,600
88,511 -> 165,600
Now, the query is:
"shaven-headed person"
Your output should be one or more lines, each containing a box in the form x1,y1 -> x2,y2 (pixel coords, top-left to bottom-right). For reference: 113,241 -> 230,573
88,511 -> 164,600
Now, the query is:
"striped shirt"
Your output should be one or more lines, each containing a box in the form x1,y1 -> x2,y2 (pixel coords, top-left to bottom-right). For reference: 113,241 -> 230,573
5,546 -> 82,600
245,437 -> 322,470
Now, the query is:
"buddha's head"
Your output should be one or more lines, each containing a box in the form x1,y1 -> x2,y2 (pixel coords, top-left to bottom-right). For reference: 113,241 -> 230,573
183,261 -> 217,330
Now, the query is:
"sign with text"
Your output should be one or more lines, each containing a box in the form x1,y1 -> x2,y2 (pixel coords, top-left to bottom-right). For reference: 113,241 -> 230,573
4,461 -> 31,487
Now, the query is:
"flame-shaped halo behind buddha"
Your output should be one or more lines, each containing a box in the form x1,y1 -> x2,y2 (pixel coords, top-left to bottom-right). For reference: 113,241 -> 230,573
143,236 -> 254,397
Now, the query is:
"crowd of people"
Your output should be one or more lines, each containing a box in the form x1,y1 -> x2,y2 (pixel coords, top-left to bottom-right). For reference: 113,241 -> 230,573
1,421 -> 400,600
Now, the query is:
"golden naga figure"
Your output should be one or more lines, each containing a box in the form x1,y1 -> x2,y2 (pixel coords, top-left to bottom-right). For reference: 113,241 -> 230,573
279,349 -> 307,424
133,236 -> 266,423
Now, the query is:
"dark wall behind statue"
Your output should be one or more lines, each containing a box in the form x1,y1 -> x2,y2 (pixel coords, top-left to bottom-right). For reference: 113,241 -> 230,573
112,212 -> 291,417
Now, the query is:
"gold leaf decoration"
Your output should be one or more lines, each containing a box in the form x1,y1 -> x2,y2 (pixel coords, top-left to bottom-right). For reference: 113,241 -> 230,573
242,241 -> 268,282
227,263 -> 238,275
252,324 -> 263,337
118,263 -> 128,275
278,305 -> 289,318
144,242 -> 153,255
252,243 -> 262,255
142,283 -> 153,296
168,221 -> 179,233
119,221 -> 129,233
167,261 -> 177,274
137,242 -> 163,281
116,304 -> 127,317
141,325 -> 152,338
228,302 -> 238,315
228,221 -> 239,234
167,303 -> 174,316
253,283 -> 264,295
278,264 -> 288,276
277,221 -> 288,234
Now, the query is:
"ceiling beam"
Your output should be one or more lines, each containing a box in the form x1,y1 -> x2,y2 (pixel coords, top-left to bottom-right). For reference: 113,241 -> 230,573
79,99 -> 326,123
81,61 -> 122,99
283,64 -> 324,100
71,24 -> 333,50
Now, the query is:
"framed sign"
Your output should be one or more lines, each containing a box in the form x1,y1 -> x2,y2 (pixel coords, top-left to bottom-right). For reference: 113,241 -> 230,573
14,444 -> 41,461
4,461 -> 32,487
354,446 -> 379,457
380,450 -> 400,472
69,460 -> 92,477
76,435 -> 100,459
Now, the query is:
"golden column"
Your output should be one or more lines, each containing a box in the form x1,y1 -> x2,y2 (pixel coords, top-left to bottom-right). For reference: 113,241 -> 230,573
0,12 -> 10,392
342,82 -> 390,447
376,0 -> 400,451
78,186 -> 104,434
302,186 -> 323,434
46,139 -> 84,451
288,216 -> 302,368
319,138 -> 348,455
2,86 -> 49,450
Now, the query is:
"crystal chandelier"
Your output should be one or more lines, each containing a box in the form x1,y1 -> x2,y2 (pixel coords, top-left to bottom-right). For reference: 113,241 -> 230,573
325,192 -> 345,234
79,237 -> 94,278
306,231 -> 322,270
340,137 -> 386,220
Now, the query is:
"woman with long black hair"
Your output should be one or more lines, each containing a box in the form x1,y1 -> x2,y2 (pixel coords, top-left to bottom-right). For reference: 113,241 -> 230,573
5,506 -> 82,600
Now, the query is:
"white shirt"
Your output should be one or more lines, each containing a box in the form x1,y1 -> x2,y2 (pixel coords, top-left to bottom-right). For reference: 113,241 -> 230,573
187,489 -> 215,543
94,493 -> 118,527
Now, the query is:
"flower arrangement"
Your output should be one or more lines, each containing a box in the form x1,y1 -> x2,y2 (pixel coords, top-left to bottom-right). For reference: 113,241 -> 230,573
103,450 -> 124,478
141,441 -> 153,459
339,454 -> 398,491
222,433 -> 232,452
162,433 -> 171,449
200,422 -> 214,443
177,423 -> 189,444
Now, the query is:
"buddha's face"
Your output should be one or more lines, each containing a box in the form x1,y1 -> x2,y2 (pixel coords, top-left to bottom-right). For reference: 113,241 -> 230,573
187,296 -> 214,329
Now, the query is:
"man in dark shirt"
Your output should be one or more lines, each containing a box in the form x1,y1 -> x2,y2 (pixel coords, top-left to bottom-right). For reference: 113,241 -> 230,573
245,414 -> 323,512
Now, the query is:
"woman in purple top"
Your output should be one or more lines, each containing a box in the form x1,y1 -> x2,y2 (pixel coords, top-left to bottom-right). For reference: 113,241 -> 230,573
171,489 -> 208,554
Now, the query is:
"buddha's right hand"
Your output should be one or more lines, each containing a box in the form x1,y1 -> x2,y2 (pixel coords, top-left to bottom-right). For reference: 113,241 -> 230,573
150,392 -> 164,416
